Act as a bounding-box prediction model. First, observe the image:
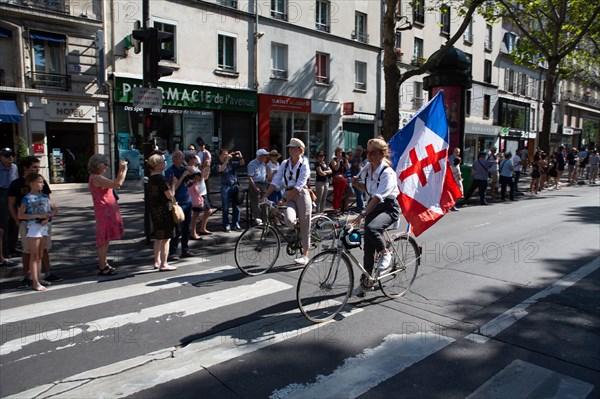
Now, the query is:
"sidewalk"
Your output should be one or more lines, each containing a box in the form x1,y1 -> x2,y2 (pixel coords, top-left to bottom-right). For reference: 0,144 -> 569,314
0,180 -> 246,281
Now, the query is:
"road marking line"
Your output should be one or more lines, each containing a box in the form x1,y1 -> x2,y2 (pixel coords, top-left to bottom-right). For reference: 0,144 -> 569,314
466,359 -> 594,399
0,257 -> 210,300
270,332 -> 454,399
0,265 -> 236,325
466,256 -> 600,344
5,307 -> 363,399
1,278 -> 291,356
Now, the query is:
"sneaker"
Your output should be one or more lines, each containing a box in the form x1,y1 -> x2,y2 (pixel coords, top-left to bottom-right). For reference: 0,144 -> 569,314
234,223 -> 242,231
44,273 -> 63,283
225,225 -> 231,233
39,279 -> 52,287
294,256 -> 309,265
19,277 -> 32,289
378,252 -> 393,274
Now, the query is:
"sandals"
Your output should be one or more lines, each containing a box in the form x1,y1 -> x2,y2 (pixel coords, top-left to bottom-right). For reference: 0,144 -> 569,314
98,265 -> 117,275
159,265 -> 177,272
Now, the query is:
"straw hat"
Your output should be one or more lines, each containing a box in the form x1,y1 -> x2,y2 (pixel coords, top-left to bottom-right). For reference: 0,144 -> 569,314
268,149 -> 282,159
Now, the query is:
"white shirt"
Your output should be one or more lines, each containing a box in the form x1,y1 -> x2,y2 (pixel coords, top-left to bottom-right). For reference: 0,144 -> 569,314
512,154 -> 522,172
358,162 -> 399,203
271,158 -> 310,193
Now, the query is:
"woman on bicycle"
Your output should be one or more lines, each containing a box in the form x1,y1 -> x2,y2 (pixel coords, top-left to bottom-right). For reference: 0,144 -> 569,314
349,137 -> 400,296
262,138 -> 312,265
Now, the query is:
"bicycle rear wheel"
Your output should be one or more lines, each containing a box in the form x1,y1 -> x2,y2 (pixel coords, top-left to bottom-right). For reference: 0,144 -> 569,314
297,250 -> 353,323
309,215 -> 337,252
235,226 -> 280,276
379,235 -> 420,298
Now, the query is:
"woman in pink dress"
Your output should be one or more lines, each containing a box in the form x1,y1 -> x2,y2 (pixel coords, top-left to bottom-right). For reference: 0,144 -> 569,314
87,154 -> 128,275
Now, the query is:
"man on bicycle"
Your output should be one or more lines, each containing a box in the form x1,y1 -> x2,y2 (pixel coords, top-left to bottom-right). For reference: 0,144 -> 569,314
350,138 -> 400,297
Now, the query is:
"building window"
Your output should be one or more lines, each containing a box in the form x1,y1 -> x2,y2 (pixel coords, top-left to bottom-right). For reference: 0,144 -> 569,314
464,18 -> 473,43
271,43 -> 287,79
413,0 -> 425,25
413,81 -> 423,109
484,59 -> 492,83
440,5 -> 450,36
353,12 -> 368,43
519,73 -> 528,96
466,90 -> 471,116
271,0 -> 288,21
315,52 -> 329,84
216,0 -> 238,8
355,61 -> 367,91
503,32 -> 519,53
485,24 -> 493,51
505,68 -> 515,93
315,0 -> 330,32
29,30 -> 68,90
483,94 -> 491,118
412,37 -> 424,65
217,34 -> 236,71
153,21 -> 176,62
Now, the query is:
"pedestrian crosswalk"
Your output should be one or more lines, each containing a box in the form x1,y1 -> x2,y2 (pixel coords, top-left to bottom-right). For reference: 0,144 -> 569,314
1,257 -> 598,398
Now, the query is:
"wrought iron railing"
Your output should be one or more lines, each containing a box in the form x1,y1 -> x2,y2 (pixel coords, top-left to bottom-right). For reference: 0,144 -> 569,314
351,30 -> 369,43
26,71 -> 71,91
3,0 -> 70,14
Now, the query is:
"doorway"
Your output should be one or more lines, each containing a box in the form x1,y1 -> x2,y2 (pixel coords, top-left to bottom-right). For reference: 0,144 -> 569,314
46,122 -> 95,183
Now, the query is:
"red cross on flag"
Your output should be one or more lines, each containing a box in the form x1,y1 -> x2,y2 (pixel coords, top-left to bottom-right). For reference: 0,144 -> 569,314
389,91 -> 462,236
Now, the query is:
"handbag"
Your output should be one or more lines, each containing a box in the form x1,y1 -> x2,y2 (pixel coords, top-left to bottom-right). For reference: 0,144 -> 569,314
171,201 -> 185,223
231,185 -> 245,206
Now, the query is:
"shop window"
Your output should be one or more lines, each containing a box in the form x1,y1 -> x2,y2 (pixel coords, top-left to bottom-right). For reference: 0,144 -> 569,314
271,43 -> 287,79
315,0 -> 330,32
355,61 -> 367,91
315,52 -> 329,84
217,33 -> 236,72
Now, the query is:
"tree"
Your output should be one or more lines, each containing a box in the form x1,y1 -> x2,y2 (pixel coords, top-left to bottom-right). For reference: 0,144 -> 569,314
382,0 -> 486,140
482,0 -> 600,152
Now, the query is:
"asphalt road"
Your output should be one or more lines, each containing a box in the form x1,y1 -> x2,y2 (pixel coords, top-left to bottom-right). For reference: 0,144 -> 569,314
0,183 -> 599,398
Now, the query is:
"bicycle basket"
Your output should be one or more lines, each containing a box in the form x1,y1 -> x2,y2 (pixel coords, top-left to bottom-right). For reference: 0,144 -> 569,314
343,227 -> 362,250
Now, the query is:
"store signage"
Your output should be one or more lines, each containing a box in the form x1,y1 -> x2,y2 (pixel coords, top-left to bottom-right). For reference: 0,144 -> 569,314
33,143 -> 44,155
133,87 -> 163,109
343,102 -> 354,115
115,77 -> 257,112
45,101 -> 95,121
265,95 -> 311,112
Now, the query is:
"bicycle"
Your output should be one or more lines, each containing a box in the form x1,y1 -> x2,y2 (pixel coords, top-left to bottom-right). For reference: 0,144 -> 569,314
296,223 -> 421,323
234,200 -> 337,276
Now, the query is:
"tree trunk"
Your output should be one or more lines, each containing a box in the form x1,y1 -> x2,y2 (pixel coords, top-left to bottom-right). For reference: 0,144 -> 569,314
539,59 -> 559,153
382,0 -> 400,140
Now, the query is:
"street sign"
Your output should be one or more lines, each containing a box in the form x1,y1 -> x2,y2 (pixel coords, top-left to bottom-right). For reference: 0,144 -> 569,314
133,87 -> 163,109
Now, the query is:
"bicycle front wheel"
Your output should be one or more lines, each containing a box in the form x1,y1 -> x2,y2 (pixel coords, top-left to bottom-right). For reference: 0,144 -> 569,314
309,215 -> 337,252
379,235 -> 420,298
235,226 -> 281,276
297,250 -> 353,323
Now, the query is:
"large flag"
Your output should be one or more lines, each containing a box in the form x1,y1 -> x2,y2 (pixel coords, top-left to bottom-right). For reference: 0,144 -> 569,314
389,91 -> 462,237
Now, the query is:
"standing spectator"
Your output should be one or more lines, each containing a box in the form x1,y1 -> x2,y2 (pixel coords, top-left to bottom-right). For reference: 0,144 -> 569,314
464,151 -> 493,205
450,157 -> 463,211
262,138 -> 312,265
8,156 -> 62,286
588,150 -> 599,184
520,147 -> 530,173
330,147 -> 349,216
578,148 -> 590,180
547,155 -> 559,189
499,152 -> 516,201
448,147 -> 461,165
350,146 -> 365,213
196,138 -> 212,192
247,149 -> 269,224
554,145 -> 565,183
218,149 -> 245,232
0,148 -> 18,260
538,153 -> 549,190
18,173 -> 57,291
266,149 -> 283,203
530,153 -> 542,194
314,151 -> 332,214
486,146 -> 499,200
88,154 -> 127,275
146,154 -> 176,271
566,147 -> 578,184
165,150 -> 196,260
512,151 -> 522,192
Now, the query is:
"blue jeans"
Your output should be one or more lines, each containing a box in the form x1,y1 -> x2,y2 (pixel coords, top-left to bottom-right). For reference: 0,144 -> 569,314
169,201 -> 192,255
221,185 -> 240,228
353,186 -> 365,211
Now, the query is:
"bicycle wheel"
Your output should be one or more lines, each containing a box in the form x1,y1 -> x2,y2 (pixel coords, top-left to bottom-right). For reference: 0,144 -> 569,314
379,235 -> 420,298
235,226 -> 281,275
297,250 -> 354,323
309,215 -> 337,252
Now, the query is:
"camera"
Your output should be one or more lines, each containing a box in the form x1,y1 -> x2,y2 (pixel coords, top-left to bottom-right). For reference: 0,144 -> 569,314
342,152 -> 347,158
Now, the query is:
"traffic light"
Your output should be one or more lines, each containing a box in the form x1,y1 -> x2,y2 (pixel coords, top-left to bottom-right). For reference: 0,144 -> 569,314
131,27 -> 176,85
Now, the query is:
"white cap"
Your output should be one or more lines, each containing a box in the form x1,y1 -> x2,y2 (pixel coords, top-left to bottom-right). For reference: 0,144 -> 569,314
287,138 -> 305,149
256,149 -> 269,156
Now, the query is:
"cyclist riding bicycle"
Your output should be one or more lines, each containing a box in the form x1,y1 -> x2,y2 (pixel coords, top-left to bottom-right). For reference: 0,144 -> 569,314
349,137 -> 400,297
262,138 -> 312,265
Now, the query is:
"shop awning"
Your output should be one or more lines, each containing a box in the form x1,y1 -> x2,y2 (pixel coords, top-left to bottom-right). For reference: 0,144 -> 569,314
30,31 -> 66,42
0,100 -> 21,123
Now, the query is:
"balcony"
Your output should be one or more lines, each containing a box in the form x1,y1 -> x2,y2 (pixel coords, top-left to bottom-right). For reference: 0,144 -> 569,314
271,10 -> 288,21
270,69 -> 287,79
2,0 -> 70,14
26,71 -> 71,91
351,31 -> 369,44
563,91 -> 599,107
